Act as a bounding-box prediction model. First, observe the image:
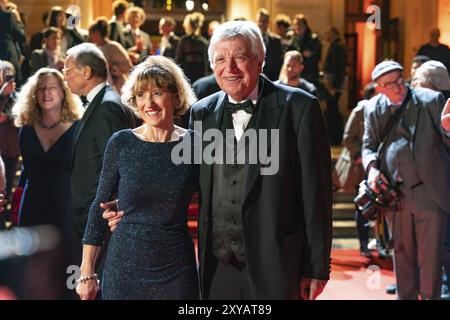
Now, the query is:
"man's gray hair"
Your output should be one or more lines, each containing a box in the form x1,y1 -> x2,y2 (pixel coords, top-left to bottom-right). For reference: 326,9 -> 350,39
66,43 -> 108,80
208,20 -> 266,69
414,60 -> 450,91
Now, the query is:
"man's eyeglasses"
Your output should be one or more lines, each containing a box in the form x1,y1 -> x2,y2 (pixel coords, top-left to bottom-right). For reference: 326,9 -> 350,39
378,77 -> 404,89
62,67 -> 77,76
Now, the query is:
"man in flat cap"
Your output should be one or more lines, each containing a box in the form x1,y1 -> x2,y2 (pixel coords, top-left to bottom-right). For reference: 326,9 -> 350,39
362,60 -> 450,299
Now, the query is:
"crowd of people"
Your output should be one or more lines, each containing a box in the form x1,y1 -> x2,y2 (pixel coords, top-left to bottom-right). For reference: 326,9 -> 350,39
0,0 -> 450,300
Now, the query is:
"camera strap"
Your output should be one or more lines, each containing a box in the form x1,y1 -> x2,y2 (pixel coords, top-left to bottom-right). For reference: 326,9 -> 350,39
376,89 -> 411,165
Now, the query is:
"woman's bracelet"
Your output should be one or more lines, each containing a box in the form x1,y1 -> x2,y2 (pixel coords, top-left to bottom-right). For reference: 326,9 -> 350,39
77,274 -> 99,284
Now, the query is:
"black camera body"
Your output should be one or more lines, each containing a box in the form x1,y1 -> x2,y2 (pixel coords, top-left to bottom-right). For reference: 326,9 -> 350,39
354,179 -> 399,219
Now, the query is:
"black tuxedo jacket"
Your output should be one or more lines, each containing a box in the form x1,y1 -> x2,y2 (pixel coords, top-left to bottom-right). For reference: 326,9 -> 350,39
190,77 -> 333,299
70,85 -> 135,236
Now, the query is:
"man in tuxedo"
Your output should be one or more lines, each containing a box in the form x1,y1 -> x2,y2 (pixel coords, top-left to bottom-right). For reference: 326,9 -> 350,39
63,43 -> 135,237
104,20 -> 332,300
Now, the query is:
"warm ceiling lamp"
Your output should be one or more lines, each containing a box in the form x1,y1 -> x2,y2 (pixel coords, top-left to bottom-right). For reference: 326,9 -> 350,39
186,0 -> 194,11
202,0 -> 209,11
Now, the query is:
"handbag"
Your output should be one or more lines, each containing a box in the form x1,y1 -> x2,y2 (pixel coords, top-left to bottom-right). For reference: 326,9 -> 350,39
335,147 -> 363,193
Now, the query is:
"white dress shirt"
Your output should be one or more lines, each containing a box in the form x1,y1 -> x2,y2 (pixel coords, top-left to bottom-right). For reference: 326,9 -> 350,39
84,82 -> 107,110
228,83 -> 259,141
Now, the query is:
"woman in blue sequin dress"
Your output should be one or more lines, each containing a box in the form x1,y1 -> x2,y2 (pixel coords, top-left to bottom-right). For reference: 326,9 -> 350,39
76,56 -> 199,300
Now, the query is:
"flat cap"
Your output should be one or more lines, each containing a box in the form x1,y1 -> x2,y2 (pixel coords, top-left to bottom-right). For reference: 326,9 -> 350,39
371,60 -> 403,81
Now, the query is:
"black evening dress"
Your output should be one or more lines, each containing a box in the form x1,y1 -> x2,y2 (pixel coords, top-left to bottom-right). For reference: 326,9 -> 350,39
83,129 -> 199,299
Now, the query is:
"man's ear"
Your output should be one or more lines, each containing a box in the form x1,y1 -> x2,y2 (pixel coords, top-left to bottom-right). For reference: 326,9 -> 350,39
82,66 -> 93,80
374,84 -> 382,94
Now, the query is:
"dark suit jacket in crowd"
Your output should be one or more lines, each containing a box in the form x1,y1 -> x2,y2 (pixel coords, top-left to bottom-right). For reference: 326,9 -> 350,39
160,34 -> 180,60
176,34 -> 209,83
362,87 -> 450,213
190,76 -> 333,299
262,32 -> 284,81
70,85 -> 135,236
288,30 -> 322,84
324,39 -> 347,90
109,20 -> 131,49
192,74 -> 221,100
30,49 -> 49,74
123,27 -> 152,59
0,9 -> 25,82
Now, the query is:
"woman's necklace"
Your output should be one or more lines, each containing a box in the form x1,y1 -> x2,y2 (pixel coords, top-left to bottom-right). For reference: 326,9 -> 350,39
37,118 -> 62,130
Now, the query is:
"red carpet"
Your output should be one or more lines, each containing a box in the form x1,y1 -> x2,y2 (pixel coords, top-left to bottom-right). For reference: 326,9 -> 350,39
318,249 -> 396,300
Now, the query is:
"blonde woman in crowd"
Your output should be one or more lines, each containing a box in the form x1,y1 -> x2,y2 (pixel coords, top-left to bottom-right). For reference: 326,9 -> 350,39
12,67 -> 83,298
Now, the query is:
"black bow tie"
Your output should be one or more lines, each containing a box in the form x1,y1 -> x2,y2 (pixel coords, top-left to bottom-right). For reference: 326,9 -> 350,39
80,95 -> 89,107
223,100 -> 254,114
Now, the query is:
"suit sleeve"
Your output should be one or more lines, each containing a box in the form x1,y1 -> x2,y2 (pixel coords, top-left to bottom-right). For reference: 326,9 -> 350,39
297,97 -> 333,280
362,102 -> 380,171
83,133 -> 120,245
11,13 -> 26,43
331,45 -> 347,89
343,107 -> 362,160
96,102 -> 133,162
429,93 -> 450,149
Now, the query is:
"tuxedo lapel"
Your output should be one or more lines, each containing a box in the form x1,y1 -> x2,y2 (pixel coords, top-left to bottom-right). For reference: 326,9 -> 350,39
71,87 -> 106,165
199,92 -> 226,223
243,78 -> 283,202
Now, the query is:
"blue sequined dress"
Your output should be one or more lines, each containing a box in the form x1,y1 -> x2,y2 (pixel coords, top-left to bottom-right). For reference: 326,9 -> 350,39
83,129 -> 199,299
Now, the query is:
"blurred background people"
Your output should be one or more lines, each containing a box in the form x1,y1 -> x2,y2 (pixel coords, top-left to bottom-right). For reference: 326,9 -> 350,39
288,14 -> 321,86
276,50 -> 317,96
0,0 -> 26,84
124,6 -> 152,64
89,17 -> 132,94
46,6 -> 85,55
417,28 -> 450,74
208,20 -> 220,40
336,83 -> 376,257
158,16 -> 179,59
255,8 -> 283,81
407,55 -> 430,85
0,60 -> 20,225
108,0 -> 130,49
322,26 -> 347,146
274,14 -> 291,53
30,27 -> 65,74
176,12 -> 209,83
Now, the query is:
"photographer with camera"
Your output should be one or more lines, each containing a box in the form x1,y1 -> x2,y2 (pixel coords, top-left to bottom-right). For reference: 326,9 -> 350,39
362,60 -> 450,300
